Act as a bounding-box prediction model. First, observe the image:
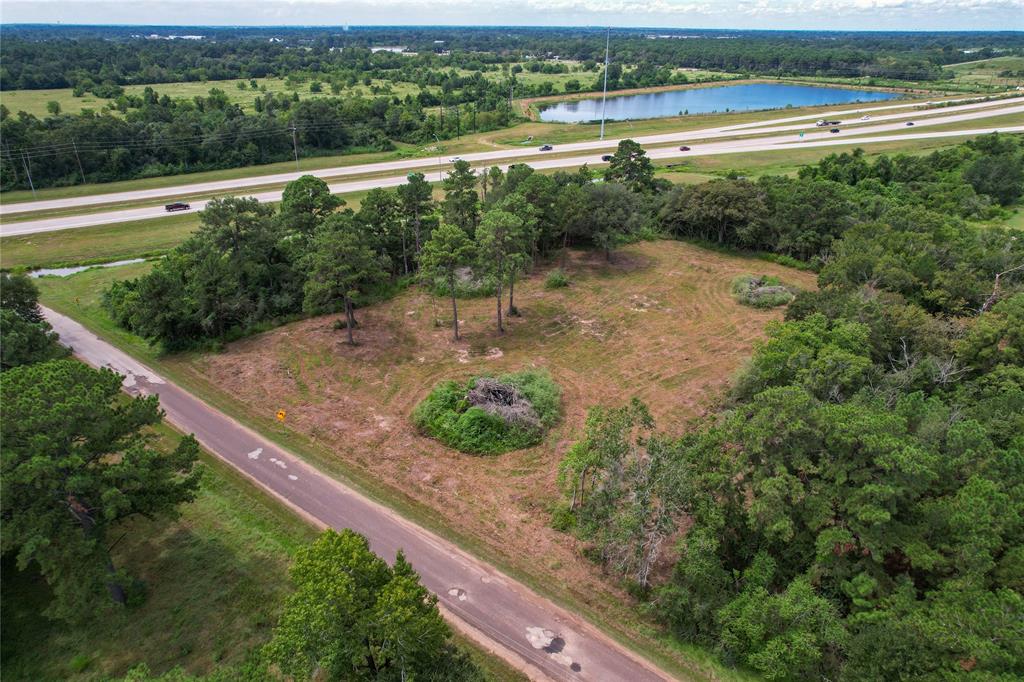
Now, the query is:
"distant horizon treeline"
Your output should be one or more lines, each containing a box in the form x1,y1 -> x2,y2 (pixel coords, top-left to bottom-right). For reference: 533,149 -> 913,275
4,27 -> 1022,93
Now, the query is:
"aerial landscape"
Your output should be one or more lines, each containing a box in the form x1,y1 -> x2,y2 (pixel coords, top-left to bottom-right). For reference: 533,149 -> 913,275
0,3 -> 1023,681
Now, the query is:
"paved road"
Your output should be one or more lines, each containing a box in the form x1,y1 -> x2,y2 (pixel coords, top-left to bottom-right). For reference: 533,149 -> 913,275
43,306 -> 672,682
3,94 -> 1019,218
5,106 -> 1022,237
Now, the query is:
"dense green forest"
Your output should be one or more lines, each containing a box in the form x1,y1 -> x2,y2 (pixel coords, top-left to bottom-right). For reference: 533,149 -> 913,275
4,26 -> 1023,90
556,135 -> 1024,679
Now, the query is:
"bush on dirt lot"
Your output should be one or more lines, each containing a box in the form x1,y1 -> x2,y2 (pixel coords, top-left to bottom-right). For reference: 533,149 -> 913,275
412,369 -> 561,455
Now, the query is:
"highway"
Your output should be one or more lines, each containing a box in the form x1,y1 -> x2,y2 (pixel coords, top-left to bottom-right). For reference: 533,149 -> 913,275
3,100 -> 1022,236
1,94 -> 1020,220
43,306 -> 672,682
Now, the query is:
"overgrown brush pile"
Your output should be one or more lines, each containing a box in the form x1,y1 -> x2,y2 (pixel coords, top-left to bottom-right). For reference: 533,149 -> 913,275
730,274 -> 798,308
412,369 -> 560,454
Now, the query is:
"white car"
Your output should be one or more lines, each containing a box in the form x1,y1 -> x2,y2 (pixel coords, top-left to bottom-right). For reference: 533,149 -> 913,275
449,156 -> 461,163
860,115 -> 871,121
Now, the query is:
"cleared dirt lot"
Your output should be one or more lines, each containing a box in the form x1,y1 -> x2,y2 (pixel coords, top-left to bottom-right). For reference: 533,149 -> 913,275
192,240 -> 816,601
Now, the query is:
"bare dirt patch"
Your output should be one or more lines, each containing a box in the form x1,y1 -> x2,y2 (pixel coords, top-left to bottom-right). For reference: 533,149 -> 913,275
191,240 -> 816,611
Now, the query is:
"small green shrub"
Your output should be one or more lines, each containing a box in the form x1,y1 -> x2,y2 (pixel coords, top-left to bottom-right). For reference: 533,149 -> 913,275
412,369 -> 561,455
550,502 -> 577,532
731,274 -> 798,309
68,654 -> 92,673
544,269 -> 570,289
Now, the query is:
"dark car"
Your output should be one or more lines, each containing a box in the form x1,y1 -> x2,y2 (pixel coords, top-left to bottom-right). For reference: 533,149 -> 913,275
829,128 -> 841,133
679,145 -> 691,151
165,202 -> 191,212
539,144 -> 553,151
601,154 -> 613,162
906,121 -> 915,126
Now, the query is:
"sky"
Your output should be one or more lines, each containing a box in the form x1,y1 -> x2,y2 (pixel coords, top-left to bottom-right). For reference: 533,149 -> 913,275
1,0 -> 1022,31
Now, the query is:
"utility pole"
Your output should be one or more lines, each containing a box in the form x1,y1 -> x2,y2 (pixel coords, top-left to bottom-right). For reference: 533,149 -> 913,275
72,138 -> 87,185
289,125 -> 299,171
509,80 -> 514,111
454,104 -> 460,139
20,151 -> 36,198
600,27 -> 610,141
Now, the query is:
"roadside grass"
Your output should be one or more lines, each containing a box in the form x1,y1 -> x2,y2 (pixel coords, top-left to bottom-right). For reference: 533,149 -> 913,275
839,111 -> 1024,138
656,135 -> 984,179
35,242 -> 800,682
1,214 -> 200,270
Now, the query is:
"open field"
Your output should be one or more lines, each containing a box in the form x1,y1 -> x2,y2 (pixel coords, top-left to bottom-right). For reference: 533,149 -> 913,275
943,55 -> 1024,89
0,76 -> 431,118
35,240 -> 800,681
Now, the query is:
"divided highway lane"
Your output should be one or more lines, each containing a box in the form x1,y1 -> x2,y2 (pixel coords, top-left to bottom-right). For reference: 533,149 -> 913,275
6,111 -> 1022,237
4,95 -> 1020,217
44,307 -> 671,682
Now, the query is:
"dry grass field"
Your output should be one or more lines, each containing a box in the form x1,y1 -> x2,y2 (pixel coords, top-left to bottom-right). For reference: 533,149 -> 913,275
184,240 -> 815,596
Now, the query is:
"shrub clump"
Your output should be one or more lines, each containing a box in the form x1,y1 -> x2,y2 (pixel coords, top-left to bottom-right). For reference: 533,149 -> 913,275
544,268 -> 570,289
412,369 -> 561,455
731,274 -> 798,309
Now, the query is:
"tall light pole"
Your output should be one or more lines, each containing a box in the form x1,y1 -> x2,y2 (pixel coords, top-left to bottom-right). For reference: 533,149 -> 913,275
432,134 -> 444,182
599,27 -> 610,141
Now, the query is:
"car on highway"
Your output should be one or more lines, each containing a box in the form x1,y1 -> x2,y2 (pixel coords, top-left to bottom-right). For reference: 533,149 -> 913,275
679,145 -> 691,151
449,156 -> 461,163
164,202 -> 190,212
860,115 -> 871,121
539,144 -> 553,151
830,128 -> 841,133
906,121 -> 915,126
601,154 -> 613,162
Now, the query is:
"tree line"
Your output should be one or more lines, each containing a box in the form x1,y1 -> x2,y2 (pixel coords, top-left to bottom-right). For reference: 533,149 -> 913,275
0,83 -> 515,192
103,139 -> 660,350
4,26 -> 1022,91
